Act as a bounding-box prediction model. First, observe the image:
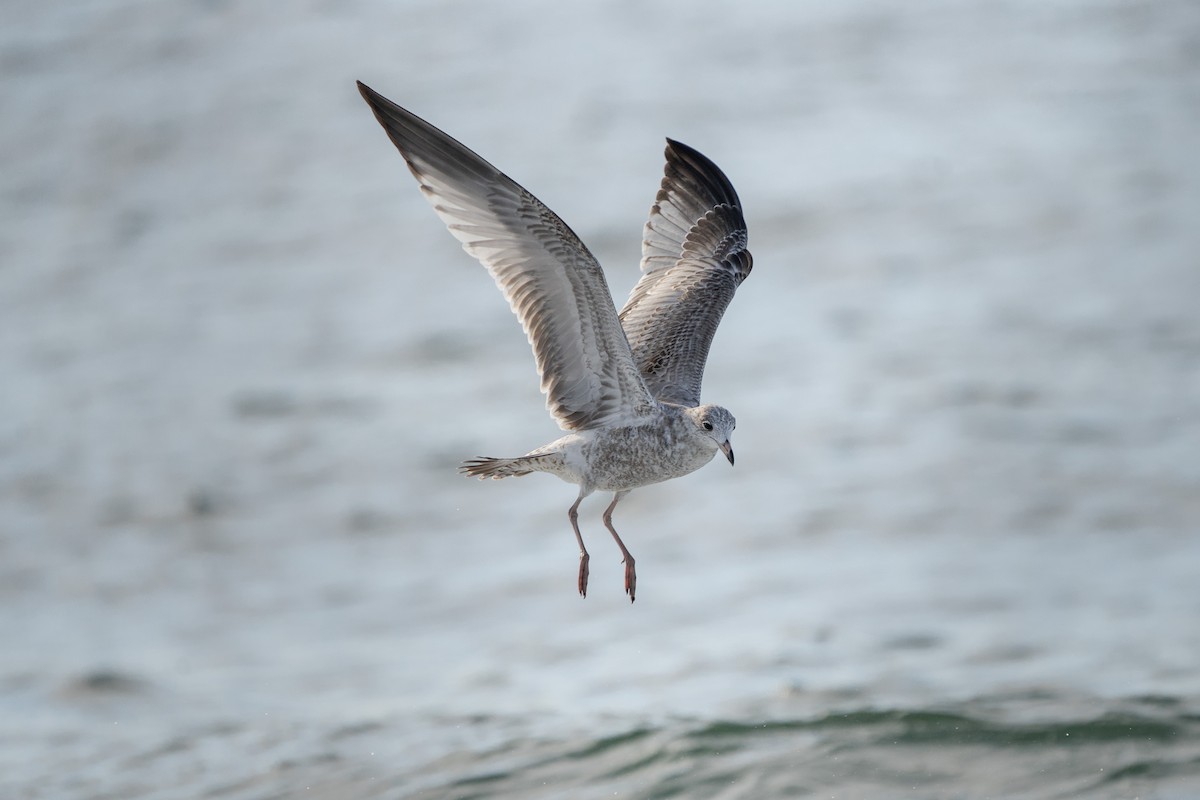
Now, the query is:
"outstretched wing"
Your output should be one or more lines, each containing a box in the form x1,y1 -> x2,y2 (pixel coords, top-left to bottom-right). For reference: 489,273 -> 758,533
358,82 -> 656,431
618,139 -> 752,407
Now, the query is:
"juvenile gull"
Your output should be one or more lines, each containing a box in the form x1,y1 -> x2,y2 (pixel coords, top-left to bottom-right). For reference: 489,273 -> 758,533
358,82 -> 752,602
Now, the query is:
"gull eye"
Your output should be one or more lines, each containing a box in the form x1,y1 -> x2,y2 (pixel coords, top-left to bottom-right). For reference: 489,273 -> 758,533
702,421 -> 714,432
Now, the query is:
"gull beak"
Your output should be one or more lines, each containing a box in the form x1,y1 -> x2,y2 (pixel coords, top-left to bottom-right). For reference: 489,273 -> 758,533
720,440 -> 734,466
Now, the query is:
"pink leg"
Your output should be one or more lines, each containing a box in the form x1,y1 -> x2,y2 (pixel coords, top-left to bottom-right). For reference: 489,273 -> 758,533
602,491 -> 636,602
568,494 -> 589,598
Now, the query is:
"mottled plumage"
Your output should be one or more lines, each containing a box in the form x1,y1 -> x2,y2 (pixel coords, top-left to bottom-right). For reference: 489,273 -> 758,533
621,139 -> 752,407
358,81 -> 751,601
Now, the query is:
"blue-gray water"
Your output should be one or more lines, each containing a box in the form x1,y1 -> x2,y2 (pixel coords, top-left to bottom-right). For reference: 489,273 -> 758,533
3,1 -> 1199,797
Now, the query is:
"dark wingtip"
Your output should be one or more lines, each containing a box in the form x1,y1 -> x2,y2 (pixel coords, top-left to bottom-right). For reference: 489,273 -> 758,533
661,138 -> 741,209
357,80 -> 383,108
357,81 -> 401,120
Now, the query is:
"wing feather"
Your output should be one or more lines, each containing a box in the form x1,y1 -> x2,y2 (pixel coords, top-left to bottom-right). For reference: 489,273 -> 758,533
619,139 -> 752,407
358,82 -> 656,431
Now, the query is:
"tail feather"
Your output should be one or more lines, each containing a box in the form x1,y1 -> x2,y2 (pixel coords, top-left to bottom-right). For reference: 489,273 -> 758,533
459,456 -> 539,479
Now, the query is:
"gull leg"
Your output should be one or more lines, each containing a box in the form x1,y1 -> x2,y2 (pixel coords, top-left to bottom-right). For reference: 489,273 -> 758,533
568,493 -> 589,598
602,491 -> 636,602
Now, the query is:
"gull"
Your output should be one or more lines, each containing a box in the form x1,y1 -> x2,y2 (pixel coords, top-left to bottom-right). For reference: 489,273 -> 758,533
358,82 -> 752,602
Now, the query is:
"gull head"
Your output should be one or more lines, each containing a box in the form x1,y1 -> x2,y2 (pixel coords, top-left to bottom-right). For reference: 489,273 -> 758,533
687,404 -> 737,466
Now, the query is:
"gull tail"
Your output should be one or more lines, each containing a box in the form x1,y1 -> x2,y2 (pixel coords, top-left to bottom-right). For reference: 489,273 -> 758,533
460,456 -> 541,480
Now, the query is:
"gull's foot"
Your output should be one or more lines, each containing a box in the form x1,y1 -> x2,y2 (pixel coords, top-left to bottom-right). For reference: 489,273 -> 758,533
623,556 -> 637,603
578,552 -> 590,598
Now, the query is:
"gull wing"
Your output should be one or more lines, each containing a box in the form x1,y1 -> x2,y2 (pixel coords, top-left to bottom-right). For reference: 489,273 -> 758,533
358,82 -> 656,431
618,139 -> 752,407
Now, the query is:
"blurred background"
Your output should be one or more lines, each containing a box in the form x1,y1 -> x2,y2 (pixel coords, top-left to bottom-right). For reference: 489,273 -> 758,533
2,0 -> 1199,797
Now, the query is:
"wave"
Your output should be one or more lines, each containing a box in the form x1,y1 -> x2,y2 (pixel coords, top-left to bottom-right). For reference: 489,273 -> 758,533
411,699 -> 1200,799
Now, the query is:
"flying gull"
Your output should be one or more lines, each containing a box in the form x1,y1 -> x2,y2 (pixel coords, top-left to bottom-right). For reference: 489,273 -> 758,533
358,81 -> 752,602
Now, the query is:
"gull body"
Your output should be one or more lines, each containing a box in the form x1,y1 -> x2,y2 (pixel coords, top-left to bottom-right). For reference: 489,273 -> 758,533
466,404 -> 736,492
358,81 -> 752,601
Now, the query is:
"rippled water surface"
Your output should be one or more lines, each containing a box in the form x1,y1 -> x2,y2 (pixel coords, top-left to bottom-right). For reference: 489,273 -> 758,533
3,1 -> 1199,797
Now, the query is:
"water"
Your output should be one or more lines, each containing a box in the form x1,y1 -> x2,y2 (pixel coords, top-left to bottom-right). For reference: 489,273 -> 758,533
3,0 -> 1199,797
